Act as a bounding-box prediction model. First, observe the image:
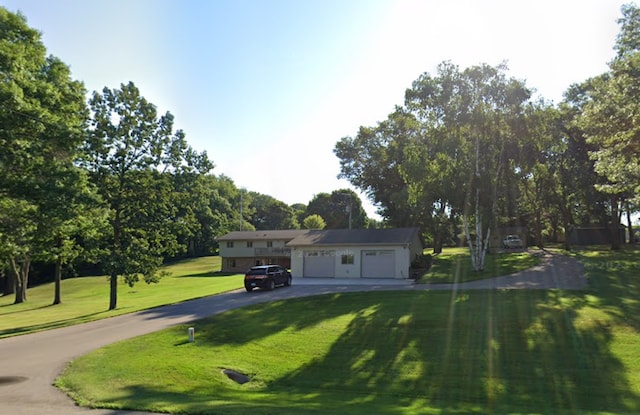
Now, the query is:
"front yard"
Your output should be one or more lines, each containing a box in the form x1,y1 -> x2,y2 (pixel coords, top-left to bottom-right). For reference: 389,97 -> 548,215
56,247 -> 640,415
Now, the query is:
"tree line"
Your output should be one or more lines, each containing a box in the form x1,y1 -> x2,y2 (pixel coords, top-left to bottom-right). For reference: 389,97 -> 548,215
334,4 -> 640,270
3,5 -> 639,307
0,8 -> 370,309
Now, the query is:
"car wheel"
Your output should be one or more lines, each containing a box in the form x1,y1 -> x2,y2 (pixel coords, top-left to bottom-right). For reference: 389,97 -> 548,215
245,285 -> 253,293
285,275 -> 292,287
266,279 -> 275,291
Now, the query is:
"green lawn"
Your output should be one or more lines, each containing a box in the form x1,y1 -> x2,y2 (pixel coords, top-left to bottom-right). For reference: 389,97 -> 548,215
56,247 -> 640,415
0,256 -> 244,338
421,247 -> 541,283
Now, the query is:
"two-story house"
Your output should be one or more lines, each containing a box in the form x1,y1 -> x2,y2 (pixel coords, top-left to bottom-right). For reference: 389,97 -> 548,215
217,230 -> 309,273
217,228 -> 424,280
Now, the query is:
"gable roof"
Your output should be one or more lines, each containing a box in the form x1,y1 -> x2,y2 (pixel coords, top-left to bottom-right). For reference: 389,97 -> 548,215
287,227 -> 421,247
216,229 -> 309,241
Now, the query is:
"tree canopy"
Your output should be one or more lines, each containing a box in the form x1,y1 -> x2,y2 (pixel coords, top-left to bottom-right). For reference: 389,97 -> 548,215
2,3 -> 640,305
0,8 -> 89,303
305,189 -> 368,229
335,4 -> 640,257
83,82 -> 213,310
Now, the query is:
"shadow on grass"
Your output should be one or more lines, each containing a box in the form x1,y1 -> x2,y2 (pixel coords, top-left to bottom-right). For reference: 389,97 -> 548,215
572,248 -> 640,332
0,310 -> 111,338
147,289 -> 640,414
65,248 -> 640,414
0,302 -> 54,313
258,291 -> 637,414
422,250 -> 541,284
174,271 -> 241,278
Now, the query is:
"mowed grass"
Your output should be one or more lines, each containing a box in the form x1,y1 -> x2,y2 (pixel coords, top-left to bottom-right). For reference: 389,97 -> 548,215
421,247 -> 541,283
0,256 -> 243,338
57,247 -> 640,415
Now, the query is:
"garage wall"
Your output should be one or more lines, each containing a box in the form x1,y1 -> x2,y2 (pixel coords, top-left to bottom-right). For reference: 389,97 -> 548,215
290,245 -> 412,279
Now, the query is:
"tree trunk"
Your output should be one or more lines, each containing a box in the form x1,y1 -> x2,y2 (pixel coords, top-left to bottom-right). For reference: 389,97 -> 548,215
53,259 -> 62,305
109,207 -> 121,310
535,209 -> 544,249
109,272 -> 118,310
465,188 -> 488,272
463,213 -> 476,270
432,235 -> 443,254
432,222 -> 443,254
10,257 -> 30,304
611,196 -> 621,250
563,224 -> 572,251
549,215 -> 559,243
625,200 -> 634,245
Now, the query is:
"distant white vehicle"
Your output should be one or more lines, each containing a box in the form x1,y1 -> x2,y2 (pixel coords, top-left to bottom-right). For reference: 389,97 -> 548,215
503,234 -> 523,249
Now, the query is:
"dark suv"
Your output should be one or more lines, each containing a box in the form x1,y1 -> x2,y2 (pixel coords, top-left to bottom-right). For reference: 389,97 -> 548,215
244,265 -> 292,292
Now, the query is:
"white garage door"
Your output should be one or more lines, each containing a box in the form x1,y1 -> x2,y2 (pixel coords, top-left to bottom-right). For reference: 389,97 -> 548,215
303,250 -> 336,277
361,250 -> 395,278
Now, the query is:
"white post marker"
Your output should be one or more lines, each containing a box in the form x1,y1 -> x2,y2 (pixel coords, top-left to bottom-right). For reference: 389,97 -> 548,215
188,327 -> 195,342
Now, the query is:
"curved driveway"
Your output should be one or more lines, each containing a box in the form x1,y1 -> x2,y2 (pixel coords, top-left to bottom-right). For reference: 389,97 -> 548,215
0,251 -> 586,415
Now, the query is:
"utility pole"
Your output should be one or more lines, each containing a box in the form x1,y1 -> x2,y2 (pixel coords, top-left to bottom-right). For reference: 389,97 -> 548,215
239,188 -> 245,231
337,192 -> 352,229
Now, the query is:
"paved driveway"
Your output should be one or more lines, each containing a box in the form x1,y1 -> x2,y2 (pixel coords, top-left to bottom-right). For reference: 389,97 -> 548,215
0,251 -> 586,415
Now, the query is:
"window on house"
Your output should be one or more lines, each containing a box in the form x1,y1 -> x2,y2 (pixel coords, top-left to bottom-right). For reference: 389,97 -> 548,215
230,259 -> 236,267
226,241 -> 234,248
247,241 -> 253,248
267,241 -> 273,247
341,254 -> 354,265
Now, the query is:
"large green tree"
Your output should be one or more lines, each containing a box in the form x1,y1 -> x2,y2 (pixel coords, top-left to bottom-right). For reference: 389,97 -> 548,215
247,192 -> 299,230
0,8 -> 89,303
580,3 -> 640,248
551,82 -> 611,249
173,174 -> 250,258
335,116 -> 419,228
83,82 -> 213,310
305,189 -> 367,229
338,62 -> 532,267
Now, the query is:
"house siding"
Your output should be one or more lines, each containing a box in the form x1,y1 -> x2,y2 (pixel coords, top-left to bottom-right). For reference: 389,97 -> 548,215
218,228 -> 422,278
219,239 -> 293,273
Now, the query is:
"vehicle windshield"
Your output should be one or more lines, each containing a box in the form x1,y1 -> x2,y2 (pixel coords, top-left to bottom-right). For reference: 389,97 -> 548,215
247,268 -> 267,275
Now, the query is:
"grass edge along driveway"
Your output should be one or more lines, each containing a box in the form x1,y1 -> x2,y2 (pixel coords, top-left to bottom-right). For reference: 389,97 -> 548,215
56,247 -> 640,415
0,256 -> 243,338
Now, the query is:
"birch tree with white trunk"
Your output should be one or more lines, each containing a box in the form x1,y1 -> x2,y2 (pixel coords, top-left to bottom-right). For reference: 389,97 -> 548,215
402,62 -> 530,271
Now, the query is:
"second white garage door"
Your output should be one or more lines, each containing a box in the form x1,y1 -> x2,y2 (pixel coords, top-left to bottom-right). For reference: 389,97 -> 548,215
303,250 -> 336,277
361,250 -> 395,278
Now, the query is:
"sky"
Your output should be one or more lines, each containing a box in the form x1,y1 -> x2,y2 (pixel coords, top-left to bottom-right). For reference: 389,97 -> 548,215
1,0 -> 630,219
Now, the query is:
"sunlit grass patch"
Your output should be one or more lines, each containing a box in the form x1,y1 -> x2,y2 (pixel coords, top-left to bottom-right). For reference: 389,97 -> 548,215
421,247 -> 540,284
57,287 -> 640,414
0,256 -> 243,338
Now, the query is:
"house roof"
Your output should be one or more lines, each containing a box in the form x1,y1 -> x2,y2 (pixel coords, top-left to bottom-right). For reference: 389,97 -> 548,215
287,227 -> 421,247
216,229 -> 309,241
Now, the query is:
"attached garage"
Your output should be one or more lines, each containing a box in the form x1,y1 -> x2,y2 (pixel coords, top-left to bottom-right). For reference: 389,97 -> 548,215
361,250 -> 395,278
288,228 -> 423,281
302,250 -> 336,277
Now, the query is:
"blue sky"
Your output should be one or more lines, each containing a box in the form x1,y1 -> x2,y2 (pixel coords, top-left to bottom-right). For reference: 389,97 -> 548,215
2,0 -> 629,218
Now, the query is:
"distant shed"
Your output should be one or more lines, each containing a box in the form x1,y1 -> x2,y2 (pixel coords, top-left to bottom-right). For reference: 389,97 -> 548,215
567,226 -> 626,245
